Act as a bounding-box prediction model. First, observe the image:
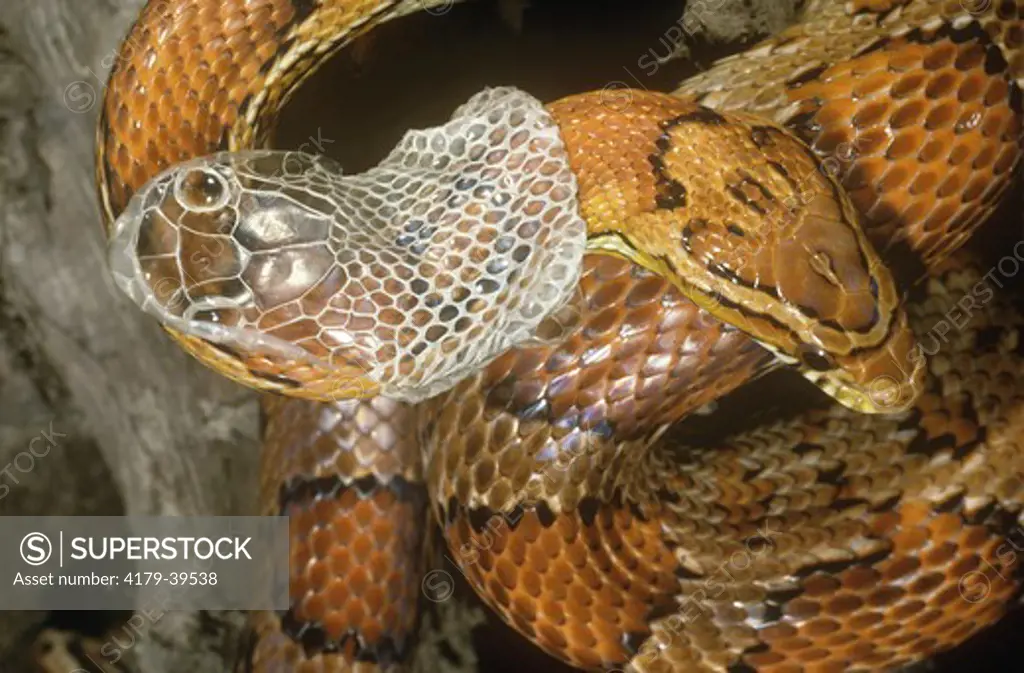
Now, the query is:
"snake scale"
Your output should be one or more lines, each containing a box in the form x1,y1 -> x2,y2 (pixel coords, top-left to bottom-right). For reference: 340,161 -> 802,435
95,0 -> 1024,671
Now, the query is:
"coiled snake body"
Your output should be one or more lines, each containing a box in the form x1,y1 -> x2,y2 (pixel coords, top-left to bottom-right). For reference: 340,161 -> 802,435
97,0 -> 1024,671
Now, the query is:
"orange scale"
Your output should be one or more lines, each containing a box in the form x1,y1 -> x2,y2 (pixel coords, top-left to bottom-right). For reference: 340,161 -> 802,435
487,577 -> 512,607
823,626 -> 864,647
971,142 -> 999,170
364,583 -> 387,613
306,558 -> 332,591
759,622 -> 800,642
891,74 -> 930,101
890,599 -> 928,622
957,71 -> 988,103
801,617 -> 841,638
878,163 -> 915,193
773,636 -> 815,653
963,173 -> 994,202
532,618 -> 573,647
890,99 -> 930,128
847,610 -> 884,631
302,593 -> 328,622
797,647 -> 832,663
813,99 -> 861,129
825,593 -> 864,615
743,650 -> 788,668
924,100 -> 960,130
852,70 -> 895,99
909,636 -> 940,654
861,651 -> 901,668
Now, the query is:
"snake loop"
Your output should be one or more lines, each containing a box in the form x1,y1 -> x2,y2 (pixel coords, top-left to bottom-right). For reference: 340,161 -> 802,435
97,0 -> 1024,671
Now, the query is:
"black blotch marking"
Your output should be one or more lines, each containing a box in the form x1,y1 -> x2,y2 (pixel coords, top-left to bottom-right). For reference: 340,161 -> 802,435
965,500 -> 1022,539
905,395 -> 986,461
727,223 -> 746,237
290,0 -> 319,24
831,497 -> 872,510
236,92 -> 255,126
278,473 -> 424,515
578,497 -> 600,527
871,493 -> 902,512
727,172 -> 776,216
750,126 -> 776,148
726,184 -> 767,216
849,1 -> 902,27
445,496 -> 459,525
647,106 -> 739,210
536,500 -> 557,527
673,106 -> 728,126
655,487 -> 681,505
765,586 -> 804,605
816,461 -> 848,487
760,602 -> 785,623
728,662 -> 758,673
468,507 -> 496,533
784,110 -> 821,137
645,602 -> 678,622
792,442 -> 822,457
799,346 -> 834,371
648,148 -> 689,210
280,610 -> 412,665
1010,80 -> 1023,116
674,564 -> 703,580
767,160 -> 794,186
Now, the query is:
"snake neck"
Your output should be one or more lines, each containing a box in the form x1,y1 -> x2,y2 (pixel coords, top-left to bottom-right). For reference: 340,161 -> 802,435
96,0 -> 452,232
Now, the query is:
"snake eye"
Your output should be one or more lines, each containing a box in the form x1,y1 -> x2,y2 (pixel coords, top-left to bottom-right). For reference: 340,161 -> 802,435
798,344 -> 836,372
174,167 -> 231,213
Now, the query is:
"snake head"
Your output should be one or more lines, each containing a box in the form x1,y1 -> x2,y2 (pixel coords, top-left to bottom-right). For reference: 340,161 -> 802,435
560,94 -> 926,414
107,152 -> 384,400
661,121 -> 927,415
107,88 -> 587,403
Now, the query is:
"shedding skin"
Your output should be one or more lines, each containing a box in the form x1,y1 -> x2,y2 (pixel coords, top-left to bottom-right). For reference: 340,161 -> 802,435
97,0 -> 1024,671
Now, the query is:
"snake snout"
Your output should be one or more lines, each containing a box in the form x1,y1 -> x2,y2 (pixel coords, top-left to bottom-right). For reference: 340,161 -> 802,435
107,155 -> 369,374
779,198 -> 926,414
